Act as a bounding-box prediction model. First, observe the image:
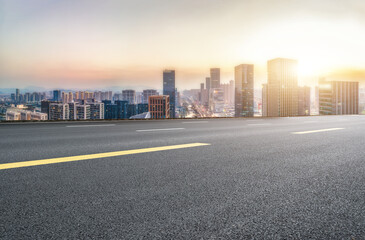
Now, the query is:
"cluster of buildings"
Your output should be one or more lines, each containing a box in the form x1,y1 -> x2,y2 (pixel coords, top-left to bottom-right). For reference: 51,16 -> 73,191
3,58 -> 363,121
5,109 -> 47,121
10,89 -> 46,104
5,69 -> 178,121
196,68 -> 235,116
231,58 -> 358,117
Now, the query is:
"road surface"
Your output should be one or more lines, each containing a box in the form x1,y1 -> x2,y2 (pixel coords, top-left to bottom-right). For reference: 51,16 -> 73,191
1,116 -> 365,239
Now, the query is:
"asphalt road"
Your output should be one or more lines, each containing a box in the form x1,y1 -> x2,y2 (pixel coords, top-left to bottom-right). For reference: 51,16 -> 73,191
1,116 -> 365,239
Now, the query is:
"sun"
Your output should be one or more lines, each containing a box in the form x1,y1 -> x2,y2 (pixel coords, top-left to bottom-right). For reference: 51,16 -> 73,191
297,59 -> 321,78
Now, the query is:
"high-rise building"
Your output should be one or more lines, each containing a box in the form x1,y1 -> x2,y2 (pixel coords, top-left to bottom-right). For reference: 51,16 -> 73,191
104,100 -> 128,120
53,90 -> 61,102
200,84 -> 209,107
76,105 -> 91,120
122,90 -> 136,104
85,91 -> 93,100
262,84 -> 268,117
206,77 -> 211,90
105,91 -> 112,101
113,93 -> 123,101
62,92 -> 69,103
68,102 -> 77,120
235,64 -> 254,117
68,92 -> 73,102
94,91 -> 101,101
142,89 -> 159,104
41,100 -> 54,120
135,92 -> 143,104
89,103 -> 104,119
115,100 -> 128,119
103,100 -> 117,120
24,93 -> 30,103
15,89 -> 20,103
149,95 -> 170,119
319,80 -> 359,115
163,69 -> 175,118
298,86 -> 311,116
80,91 -> 85,100
176,91 -> 181,108
199,83 -> 204,102
49,103 -> 69,120
264,58 -> 299,117
210,68 -> 220,89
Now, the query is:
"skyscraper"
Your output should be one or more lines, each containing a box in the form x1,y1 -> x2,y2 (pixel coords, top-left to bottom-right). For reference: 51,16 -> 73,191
142,89 -> 159,104
206,77 -> 211,91
163,69 -> 175,118
53,90 -> 61,102
68,92 -> 73,103
122,90 -> 136,104
319,80 -> 359,115
210,68 -> 220,89
62,92 -> 69,103
15,89 -> 20,103
235,64 -> 254,117
262,84 -> 268,117
41,100 -> 52,120
265,58 -> 299,117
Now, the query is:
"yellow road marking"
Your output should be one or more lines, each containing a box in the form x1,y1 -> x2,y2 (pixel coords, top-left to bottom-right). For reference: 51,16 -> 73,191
292,128 -> 344,135
0,143 -> 210,170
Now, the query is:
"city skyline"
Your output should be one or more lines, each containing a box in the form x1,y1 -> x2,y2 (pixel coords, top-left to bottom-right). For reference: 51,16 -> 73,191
1,0 -> 365,90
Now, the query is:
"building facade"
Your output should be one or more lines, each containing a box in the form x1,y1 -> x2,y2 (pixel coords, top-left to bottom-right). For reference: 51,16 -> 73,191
210,68 -> 220,89
149,95 -> 170,119
76,105 -> 91,120
53,90 -> 61,102
89,103 -> 104,120
163,70 -> 175,118
264,58 -> 299,117
142,89 -> 158,104
49,103 -> 69,120
235,64 -> 254,117
319,80 -> 359,115
122,90 -> 136,104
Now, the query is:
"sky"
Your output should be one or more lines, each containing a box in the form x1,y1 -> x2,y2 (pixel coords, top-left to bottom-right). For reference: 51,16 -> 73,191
1,0 -> 365,91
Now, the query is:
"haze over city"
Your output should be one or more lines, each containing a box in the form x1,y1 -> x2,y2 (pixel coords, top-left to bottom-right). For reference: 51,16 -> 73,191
1,0 -> 365,90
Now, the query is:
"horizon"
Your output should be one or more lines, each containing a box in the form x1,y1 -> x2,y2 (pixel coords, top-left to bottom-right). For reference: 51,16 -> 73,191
1,0 -> 365,90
